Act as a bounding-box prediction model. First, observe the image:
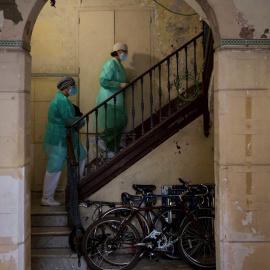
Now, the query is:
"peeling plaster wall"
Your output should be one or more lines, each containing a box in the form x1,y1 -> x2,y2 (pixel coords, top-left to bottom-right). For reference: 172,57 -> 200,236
0,0 -> 46,41
81,115 -> 214,230
0,167 -> 31,270
0,0 -> 23,25
234,0 -> 270,39
214,48 -> 270,270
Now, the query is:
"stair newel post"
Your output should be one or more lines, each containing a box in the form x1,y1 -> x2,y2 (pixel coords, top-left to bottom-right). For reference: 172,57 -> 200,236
176,52 -> 180,110
149,70 -> 153,129
167,58 -> 171,116
193,40 -> 197,80
202,20 -> 207,59
202,28 -> 213,138
141,77 -> 145,136
65,127 -> 84,263
65,127 -> 71,200
94,109 -> 99,168
76,126 -> 81,181
104,102 -> 108,161
114,96 -> 117,153
158,65 -> 162,123
185,46 -> 189,98
86,115 -> 90,175
132,84 -> 136,142
122,89 -> 127,148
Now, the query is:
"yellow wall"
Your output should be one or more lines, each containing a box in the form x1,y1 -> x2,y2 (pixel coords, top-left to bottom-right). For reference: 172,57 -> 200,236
30,0 -> 212,191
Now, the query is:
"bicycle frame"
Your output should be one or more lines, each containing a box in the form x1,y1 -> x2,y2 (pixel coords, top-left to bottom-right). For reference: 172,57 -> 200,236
105,192 -> 202,230
82,182 -> 216,270
112,201 -> 202,247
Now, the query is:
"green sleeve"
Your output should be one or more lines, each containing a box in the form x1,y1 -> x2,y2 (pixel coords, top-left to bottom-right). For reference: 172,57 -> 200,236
99,61 -> 120,90
58,97 -> 85,128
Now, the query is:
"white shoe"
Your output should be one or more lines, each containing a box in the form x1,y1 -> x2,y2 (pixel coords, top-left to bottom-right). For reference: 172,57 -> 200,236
41,197 -> 61,206
103,151 -> 115,159
92,137 -> 106,151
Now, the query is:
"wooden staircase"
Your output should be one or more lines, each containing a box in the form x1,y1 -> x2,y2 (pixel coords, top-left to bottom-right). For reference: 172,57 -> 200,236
31,191 -> 89,269
78,90 -> 205,199
68,28 -> 214,208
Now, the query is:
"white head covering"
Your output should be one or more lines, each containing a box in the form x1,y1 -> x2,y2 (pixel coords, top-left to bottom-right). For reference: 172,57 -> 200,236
113,43 -> 128,52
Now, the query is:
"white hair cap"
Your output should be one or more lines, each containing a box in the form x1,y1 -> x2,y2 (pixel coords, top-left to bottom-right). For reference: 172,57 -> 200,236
113,43 -> 128,52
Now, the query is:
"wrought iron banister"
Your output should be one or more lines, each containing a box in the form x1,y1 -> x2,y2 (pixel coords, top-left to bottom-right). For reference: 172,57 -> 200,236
67,32 -> 204,129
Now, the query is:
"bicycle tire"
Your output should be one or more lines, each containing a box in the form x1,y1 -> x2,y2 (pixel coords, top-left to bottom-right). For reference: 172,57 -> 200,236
153,208 -> 185,260
178,215 -> 215,269
101,206 -> 150,238
82,216 -> 142,270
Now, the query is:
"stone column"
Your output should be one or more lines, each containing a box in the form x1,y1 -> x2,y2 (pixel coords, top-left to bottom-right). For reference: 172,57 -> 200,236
214,46 -> 270,269
0,47 -> 31,269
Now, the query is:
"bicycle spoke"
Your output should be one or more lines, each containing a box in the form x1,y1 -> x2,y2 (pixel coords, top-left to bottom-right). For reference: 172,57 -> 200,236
82,217 -> 141,270
178,215 -> 215,269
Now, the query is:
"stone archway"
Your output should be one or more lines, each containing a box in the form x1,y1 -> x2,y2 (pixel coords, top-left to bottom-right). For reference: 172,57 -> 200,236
1,0 -> 270,269
191,1 -> 270,269
0,1 -> 46,269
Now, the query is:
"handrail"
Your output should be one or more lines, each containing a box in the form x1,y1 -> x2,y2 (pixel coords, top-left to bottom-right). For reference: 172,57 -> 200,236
67,31 -> 204,129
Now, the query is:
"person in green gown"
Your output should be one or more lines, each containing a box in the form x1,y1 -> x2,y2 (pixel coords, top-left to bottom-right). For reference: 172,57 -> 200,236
94,43 -> 129,159
41,76 -> 86,206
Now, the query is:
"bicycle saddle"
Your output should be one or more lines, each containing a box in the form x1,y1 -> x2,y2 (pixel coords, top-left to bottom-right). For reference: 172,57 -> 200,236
132,184 -> 156,194
121,192 -> 142,204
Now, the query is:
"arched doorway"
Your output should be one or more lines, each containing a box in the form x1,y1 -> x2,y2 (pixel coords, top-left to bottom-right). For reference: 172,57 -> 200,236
1,0 -> 270,269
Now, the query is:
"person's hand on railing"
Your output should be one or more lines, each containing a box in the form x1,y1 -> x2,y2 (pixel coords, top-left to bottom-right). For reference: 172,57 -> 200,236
119,82 -> 129,88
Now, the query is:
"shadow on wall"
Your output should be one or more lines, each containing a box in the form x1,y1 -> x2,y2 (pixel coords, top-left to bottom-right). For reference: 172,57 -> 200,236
125,52 -> 151,80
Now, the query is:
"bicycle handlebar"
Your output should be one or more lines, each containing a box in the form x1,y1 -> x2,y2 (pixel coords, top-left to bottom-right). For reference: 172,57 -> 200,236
179,190 -> 189,201
178,178 -> 209,201
194,184 -> 209,197
79,200 -> 122,208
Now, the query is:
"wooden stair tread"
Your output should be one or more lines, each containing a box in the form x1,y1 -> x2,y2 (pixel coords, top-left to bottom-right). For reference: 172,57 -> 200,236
31,226 -> 71,235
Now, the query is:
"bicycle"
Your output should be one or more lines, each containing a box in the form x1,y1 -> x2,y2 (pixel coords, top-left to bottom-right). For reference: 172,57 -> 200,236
100,179 -> 213,260
69,185 -> 157,252
81,183 -> 215,269
69,200 -> 123,251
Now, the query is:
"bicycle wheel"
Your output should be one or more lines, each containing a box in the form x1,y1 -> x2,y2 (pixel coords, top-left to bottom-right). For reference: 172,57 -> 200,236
178,215 -> 215,269
153,208 -> 185,260
82,216 -> 142,270
101,207 -> 150,239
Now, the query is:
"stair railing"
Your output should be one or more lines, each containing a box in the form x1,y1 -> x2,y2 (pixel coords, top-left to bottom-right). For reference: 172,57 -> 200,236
69,31 -> 205,168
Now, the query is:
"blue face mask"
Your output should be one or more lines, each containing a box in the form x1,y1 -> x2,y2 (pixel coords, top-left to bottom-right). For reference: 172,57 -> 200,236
120,52 -> 128,61
68,86 -> 77,96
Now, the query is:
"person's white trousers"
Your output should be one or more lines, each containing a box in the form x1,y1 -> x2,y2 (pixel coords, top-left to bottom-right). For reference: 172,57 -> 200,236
42,159 -> 85,199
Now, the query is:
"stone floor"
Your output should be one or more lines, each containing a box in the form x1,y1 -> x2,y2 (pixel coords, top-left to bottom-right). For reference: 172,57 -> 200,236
129,255 -> 194,270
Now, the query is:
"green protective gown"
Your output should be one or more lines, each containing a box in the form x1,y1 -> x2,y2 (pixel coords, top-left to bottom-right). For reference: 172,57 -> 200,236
43,91 -> 87,173
94,58 -> 128,151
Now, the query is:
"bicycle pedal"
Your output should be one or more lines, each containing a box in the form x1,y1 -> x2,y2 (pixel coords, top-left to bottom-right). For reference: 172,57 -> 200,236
149,252 -> 159,262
